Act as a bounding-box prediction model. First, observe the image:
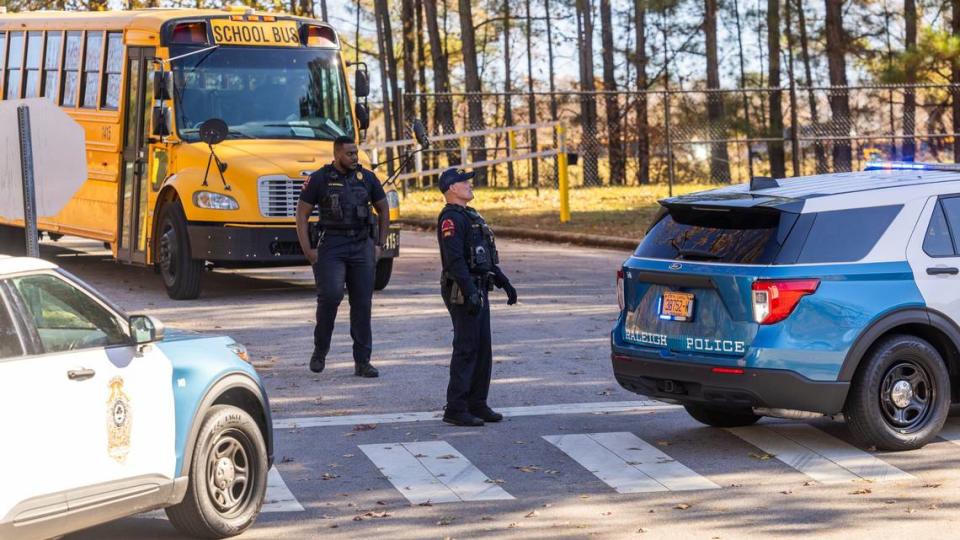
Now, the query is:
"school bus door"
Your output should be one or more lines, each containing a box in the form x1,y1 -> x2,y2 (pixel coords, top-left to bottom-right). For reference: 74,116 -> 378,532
117,47 -> 154,264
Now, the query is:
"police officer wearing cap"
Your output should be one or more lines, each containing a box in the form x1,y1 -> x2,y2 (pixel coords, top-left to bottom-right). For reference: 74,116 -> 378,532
296,136 -> 390,378
437,167 -> 518,426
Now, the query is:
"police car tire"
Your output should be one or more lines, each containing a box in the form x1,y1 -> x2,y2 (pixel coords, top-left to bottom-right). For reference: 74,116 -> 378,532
158,201 -> 203,300
845,334 -> 950,451
165,405 -> 268,539
683,403 -> 761,428
374,257 -> 393,290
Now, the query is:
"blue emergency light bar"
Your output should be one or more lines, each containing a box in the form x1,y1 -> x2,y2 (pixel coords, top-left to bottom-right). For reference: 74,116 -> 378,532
864,161 -> 960,172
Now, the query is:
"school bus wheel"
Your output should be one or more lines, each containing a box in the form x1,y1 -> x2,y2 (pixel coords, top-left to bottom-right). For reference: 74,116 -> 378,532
374,257 -> 393,291
158,200 -> 204,300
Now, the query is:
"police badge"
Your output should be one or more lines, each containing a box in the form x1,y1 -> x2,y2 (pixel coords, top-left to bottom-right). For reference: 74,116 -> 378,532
106,376 -> 132,463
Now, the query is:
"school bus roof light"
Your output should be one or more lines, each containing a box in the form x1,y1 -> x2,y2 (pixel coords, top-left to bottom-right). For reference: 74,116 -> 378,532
301,24 -> 338,48
171,22 -> 209,45
223,4 -> 254,14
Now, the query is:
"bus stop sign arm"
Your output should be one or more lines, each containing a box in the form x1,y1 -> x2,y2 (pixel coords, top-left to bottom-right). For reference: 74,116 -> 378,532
18,105 -> 39,258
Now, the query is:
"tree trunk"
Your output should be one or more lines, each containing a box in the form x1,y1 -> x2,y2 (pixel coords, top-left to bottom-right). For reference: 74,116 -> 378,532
634,0 -> 649,185
424,0 -> 456,148
600,0 -> 625,184
297,0 -> 313,16
576,0 -> 600,185
402,0 -> 417,110
903,0 -> 917,160
705,0 -> 731,182
952,0 -> 960,162
319,0 -> 328,19
545,0 -> 559,186
824,0 -> 851,171
416,0 -> 429,122
767,0 -> 786,178
525,0 -> 540,189
733,0 -> 755,178
375,0 -> 403,142
373,0 -> 396,173
504,0 -> 516,187
459,0 -> 487,182
796,0 -> 826,173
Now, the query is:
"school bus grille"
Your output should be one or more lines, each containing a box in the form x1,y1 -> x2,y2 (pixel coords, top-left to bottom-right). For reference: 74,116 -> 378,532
257,176 -> 304,218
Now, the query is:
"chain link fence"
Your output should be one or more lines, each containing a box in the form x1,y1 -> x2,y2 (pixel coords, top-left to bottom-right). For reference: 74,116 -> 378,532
397,84 -> 960,188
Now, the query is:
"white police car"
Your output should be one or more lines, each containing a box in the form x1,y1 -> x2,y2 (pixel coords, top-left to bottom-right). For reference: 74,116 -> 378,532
613,163 -> 960,451
0,256 -> 272,538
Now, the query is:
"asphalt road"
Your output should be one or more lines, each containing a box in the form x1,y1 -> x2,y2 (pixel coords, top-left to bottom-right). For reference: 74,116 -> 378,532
44,231 -> 960,539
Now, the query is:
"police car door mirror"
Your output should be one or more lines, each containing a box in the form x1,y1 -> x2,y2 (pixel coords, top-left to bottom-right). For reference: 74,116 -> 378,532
129,315 -> 165,345
354,70 -> 370,98
151,105 -> 172,137
199,118 -> 229,146
412,119 -> 430,149
153,71 -> 173,101
355,102 -> 370,131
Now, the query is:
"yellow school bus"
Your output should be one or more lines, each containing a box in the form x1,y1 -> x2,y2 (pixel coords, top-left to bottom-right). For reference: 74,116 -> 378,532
0,8 -> 401,299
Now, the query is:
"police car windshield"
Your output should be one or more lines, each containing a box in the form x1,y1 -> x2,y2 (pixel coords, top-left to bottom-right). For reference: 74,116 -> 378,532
171,46 -> 354,142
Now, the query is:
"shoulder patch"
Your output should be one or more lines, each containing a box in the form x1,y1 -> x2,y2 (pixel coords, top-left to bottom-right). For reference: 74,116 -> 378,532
441,218 -> 456,238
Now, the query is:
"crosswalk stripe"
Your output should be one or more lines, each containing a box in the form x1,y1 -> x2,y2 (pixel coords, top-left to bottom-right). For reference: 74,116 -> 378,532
543,432 -> 718,493
136,466 -> 303,519
937,418 -> 960,446
359,443 -> 461,505
727,424 -> 914,483
402,441 -> 515,501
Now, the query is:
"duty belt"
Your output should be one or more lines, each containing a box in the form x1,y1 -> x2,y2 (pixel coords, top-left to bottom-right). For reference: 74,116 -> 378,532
320,228 -> 367,237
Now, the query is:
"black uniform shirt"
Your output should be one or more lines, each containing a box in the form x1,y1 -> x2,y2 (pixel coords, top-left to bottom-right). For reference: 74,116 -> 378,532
439,203 -> 510,298
299,163 -> 386,207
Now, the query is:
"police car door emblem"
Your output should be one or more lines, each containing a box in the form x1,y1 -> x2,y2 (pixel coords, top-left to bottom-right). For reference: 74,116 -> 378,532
106,376 -> 132,463
669,262 -> 682,270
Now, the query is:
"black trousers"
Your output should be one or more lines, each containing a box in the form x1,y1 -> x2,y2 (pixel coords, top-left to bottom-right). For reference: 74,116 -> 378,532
442,282 -> 492,412
312,235 -> 375,364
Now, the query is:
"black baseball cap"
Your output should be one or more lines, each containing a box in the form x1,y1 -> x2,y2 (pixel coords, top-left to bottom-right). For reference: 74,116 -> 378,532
439,167 -> 476,192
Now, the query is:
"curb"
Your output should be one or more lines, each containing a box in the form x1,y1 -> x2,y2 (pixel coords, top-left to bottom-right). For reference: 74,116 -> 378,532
398,218 -> 638,251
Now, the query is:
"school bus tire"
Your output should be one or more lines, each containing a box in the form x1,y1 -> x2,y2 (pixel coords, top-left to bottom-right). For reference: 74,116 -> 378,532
158,200 -> 203,300
374,257 -> 393,291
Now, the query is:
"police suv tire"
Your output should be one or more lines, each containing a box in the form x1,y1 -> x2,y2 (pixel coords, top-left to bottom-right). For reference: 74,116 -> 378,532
0,225 -> 26,256
683,403 -> 761,428
374,257 -> 393,290
158,201 -> 203,300
166,405 -> 268,539
845,334 -> 950,451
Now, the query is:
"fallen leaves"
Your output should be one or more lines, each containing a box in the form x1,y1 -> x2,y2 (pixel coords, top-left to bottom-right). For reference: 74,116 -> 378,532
674,503 -> 691,510
353,511 -> 390,521
321,472 -> 340,480
353,424 -> 377,432
749,452 -> 775,461
849,488 -> 872,495
525,510 -> 539,518
437,516 -> 456,526
514,465 -> 542,473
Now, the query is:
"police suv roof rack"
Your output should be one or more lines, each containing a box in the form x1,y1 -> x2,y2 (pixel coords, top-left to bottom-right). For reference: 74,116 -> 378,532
863,161 -> 960,172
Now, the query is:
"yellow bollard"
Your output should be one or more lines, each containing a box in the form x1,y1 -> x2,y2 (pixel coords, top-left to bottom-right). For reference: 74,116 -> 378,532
557,125 -> 570,224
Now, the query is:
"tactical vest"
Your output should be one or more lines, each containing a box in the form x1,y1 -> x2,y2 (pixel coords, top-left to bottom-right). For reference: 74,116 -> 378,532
317,167 -> 373,231
440,205 -> 500,274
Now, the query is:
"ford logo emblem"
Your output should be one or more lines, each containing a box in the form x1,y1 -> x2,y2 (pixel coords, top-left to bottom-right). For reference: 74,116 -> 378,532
669,262 -> 682,270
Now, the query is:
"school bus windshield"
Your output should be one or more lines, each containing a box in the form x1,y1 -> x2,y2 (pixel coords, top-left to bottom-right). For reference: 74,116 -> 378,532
170,46 -> 354,142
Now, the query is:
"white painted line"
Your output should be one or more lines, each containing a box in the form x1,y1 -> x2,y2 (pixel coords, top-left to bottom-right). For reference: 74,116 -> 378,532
544,433 -> 666,493
727,424 -> 914,483
589,432 -> 720,491
136,466 -> 303,519
937,418 -> 960,446
402,441 -> 514,501
359,443 -> 460,505
275,400 -> 680,429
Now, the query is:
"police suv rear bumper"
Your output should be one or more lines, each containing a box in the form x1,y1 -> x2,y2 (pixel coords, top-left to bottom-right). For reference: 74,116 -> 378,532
611,353 -> 850,415
187,224 -> 401,266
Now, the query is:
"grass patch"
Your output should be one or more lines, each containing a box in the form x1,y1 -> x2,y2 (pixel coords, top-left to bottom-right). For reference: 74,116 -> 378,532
398,184 -> 714,239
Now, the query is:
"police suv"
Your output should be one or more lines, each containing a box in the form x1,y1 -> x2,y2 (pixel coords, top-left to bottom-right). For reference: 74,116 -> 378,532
613,163 -> 960,451
0,256 -> 272,538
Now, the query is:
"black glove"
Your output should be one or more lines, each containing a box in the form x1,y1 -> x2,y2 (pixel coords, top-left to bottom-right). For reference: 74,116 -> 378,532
466,290 -> 484,315
502,281 -> 517,305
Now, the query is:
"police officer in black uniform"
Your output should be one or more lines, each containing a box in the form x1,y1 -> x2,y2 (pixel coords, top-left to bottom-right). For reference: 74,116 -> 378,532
437,168 -> 518,426
296,136 -> 390,378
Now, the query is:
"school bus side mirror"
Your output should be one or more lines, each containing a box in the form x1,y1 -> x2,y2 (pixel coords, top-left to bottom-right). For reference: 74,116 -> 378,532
355,102 -> 370,131
153,71 -> 173,101
151,105 -> 172,137
354,70 -> 369,98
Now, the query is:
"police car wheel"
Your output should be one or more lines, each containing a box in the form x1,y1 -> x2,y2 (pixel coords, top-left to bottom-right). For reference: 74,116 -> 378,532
158,201 -> 203,300
374,257 -> 393,291
845,334 -> 950,451
683,403 -> 761,428
166,405 -> 268,539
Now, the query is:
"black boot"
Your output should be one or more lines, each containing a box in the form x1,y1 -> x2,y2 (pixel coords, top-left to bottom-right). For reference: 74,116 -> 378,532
309,351 -> 325,373
443,409 -> 484,427
354,360 -> 379,378
469,405 -> 503,423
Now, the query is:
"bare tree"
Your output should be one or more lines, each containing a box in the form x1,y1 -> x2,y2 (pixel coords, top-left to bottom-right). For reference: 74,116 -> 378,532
824,0 -> 852,171
458,0 -> 488,182
424,0 -> 456,138
575,0 -> 600,185
903,0 -> 917,160
402,0 -> 417,109
504,0 -> 517,187
525,0 -> 540,189
768,0 -> 786,178
796,0 -> 827,173
600,0 -> 625,184
705,0 -> 732,182
634,0 -> 649,184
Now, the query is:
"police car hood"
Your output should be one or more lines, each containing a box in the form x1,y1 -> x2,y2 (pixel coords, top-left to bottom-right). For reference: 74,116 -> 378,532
183,139 -> 373,180
159,326 -> 210,342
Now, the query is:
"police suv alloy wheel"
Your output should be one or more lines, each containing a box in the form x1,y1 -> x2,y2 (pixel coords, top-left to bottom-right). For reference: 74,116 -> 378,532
683,403 -> 761,428
158,200 -> 204,300
166,405 -> 268,539
845,334 -> 950,451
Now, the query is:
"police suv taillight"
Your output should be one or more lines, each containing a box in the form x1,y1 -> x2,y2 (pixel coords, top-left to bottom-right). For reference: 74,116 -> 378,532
751,279 -> 819,324
617,269 -> 625,311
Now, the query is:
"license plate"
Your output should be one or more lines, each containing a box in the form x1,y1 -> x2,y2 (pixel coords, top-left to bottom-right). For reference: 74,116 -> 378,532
659,291 -> 695,322
384,230 -> 400,253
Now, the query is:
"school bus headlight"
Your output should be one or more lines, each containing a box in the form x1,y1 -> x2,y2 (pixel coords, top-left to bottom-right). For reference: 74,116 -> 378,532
193,191 -> 239,210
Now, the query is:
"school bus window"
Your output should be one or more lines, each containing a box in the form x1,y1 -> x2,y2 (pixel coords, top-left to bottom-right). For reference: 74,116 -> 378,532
42,32 -> 63,102
62,31 -> 82,107
81,31 -> 103,109
5,32 -> 24,100
0,33 -> 6,93
102,32 -> 122,110
24,32 -> 42,98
